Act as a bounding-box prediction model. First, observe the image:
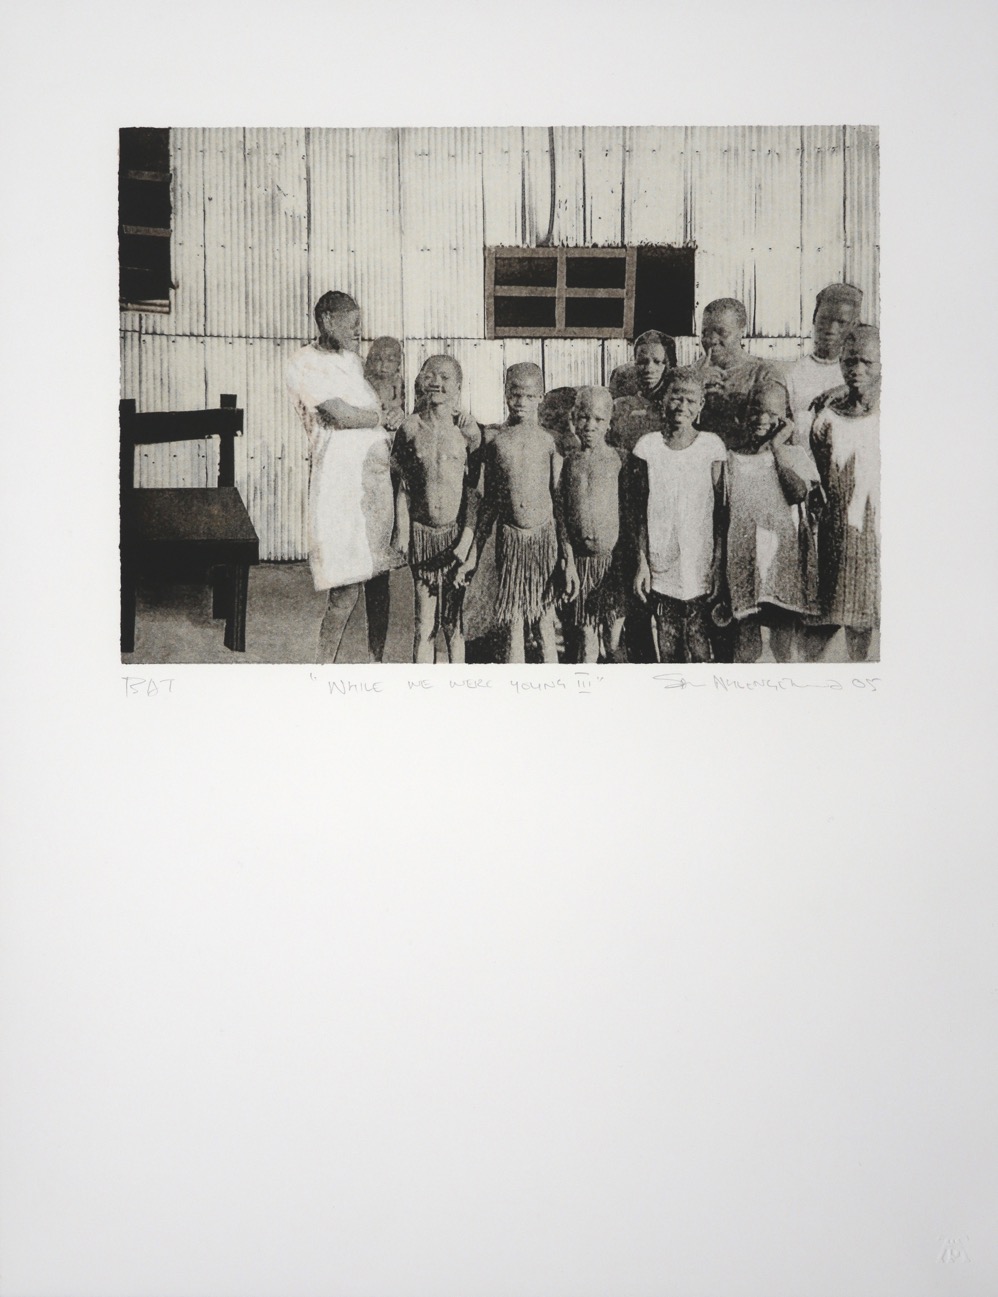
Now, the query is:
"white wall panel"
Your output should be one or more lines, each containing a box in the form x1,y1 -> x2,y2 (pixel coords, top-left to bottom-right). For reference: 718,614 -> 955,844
623,125 -> 687,246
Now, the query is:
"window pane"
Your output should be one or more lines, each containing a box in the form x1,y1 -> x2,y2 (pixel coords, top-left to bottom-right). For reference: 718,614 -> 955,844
119,127 -> 170,174
119,232 -> 170,276
564,297 -> 624,329
565,255 -> 626,289
494,255 -> 558,287
495,296 -> 558,329
120,266 -> 169,303
119,176 -> 172,230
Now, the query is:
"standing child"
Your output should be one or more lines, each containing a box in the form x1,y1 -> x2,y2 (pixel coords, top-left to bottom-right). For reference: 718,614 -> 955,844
392,355 -> 481,664
784,285 -> 862,443
609,329 -> 677,452
631,368 -> 726,663
455,362 -> 565,663
364,336 -> 405,427
539,387 -> 581,457
725,382 -> 812,662
558,387 -> 627,663
809,324 -> 881,662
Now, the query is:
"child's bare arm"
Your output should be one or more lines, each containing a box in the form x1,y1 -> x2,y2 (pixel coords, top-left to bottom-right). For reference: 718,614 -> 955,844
550,446 -> 570,555
710,458 -> 728,601
455,440 -> 498,584
552,453 -> 579,599
389,428 -> 409,554
628,457 -> 652,601
454,424 -> 484,564
317,397 -> 380,429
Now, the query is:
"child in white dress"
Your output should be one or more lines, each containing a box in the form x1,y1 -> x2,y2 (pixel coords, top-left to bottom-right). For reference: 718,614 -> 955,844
725,382 -> 812,662
810,324 -> 881,662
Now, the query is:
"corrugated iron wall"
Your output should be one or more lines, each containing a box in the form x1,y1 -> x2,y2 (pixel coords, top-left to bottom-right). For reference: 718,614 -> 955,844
121,125 -> 879,560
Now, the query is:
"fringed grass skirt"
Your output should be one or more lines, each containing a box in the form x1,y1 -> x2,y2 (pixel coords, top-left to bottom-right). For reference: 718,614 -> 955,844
410,519 -> 462,633
563,552 -> 623,627
495,519 -> 558,625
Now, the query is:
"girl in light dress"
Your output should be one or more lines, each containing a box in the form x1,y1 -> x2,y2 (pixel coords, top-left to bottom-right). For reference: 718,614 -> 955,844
809,324 -> 881,662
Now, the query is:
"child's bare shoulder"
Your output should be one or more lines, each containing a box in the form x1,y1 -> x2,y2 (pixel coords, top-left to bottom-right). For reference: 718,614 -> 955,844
458,412 -> 482,448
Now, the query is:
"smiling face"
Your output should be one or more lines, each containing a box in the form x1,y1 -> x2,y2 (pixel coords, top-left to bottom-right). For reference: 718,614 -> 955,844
634,341 -> 669,394
839,329 -> 881,399
417,355 -> 462,409
663,377 -> 704,433
319,306 -> 362,353
813,297 -> 860,360
571,388 -> 613,449
505,368 -> 544,424
744,385 -> 786,447
701,306 -> 745,368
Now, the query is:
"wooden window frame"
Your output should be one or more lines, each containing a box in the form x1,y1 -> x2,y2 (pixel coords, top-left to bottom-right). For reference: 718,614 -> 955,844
486,246 -> 637,339
119,129 -> 173,314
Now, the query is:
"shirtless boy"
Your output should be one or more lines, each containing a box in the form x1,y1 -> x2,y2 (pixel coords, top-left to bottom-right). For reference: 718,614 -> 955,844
559,387 -> 627,663
392,354 -> 481,663
456,362 -> 564,663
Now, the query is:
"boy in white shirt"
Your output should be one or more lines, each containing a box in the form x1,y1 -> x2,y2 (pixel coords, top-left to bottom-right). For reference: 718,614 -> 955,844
631,368 -> 726,663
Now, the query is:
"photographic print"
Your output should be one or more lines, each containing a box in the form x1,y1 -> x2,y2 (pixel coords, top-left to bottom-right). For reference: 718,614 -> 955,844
120,125 -> 879,666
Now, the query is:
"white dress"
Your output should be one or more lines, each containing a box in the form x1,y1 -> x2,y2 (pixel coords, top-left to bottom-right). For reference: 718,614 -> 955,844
811,406 -> 881,628
286,344 -> 396,592
632,430 -> 726,600
726,449 -> 806,617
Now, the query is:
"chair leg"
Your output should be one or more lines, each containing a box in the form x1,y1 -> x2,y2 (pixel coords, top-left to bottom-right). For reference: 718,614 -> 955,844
224,564 -> 249,652
212,565 -> 231,620
121,564 -> 136,654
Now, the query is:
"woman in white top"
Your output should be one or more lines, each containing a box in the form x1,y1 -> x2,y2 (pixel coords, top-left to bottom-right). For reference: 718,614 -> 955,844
286,291 -> 404,662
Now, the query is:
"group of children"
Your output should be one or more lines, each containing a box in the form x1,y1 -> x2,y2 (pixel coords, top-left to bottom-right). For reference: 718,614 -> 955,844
287,283 -> 881,665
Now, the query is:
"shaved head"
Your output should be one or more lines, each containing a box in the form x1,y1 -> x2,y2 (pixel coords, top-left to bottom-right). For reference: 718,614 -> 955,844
505,361 -> 543,392
573,386 -> 613,418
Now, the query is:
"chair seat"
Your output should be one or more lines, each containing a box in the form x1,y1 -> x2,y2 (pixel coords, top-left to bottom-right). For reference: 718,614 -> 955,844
125,487 -> 259,553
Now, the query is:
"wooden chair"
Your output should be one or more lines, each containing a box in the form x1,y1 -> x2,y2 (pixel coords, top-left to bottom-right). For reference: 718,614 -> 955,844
120,394 -> 260,653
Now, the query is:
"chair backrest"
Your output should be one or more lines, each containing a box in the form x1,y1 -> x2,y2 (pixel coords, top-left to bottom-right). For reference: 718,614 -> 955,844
120,394 -> 244,489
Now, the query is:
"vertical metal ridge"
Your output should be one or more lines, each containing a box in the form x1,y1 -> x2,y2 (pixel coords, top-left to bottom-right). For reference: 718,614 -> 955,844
844,125 -> 880,325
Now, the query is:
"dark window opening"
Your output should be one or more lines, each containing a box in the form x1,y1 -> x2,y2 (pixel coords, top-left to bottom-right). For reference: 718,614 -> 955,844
565,297 -> 625,329
495,255 -> 558,287
494,295 -> 558,330
566,256 -> 626,290
119,127 -> 172,311
486,245 -> 695,340
632,246 -> 696,338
